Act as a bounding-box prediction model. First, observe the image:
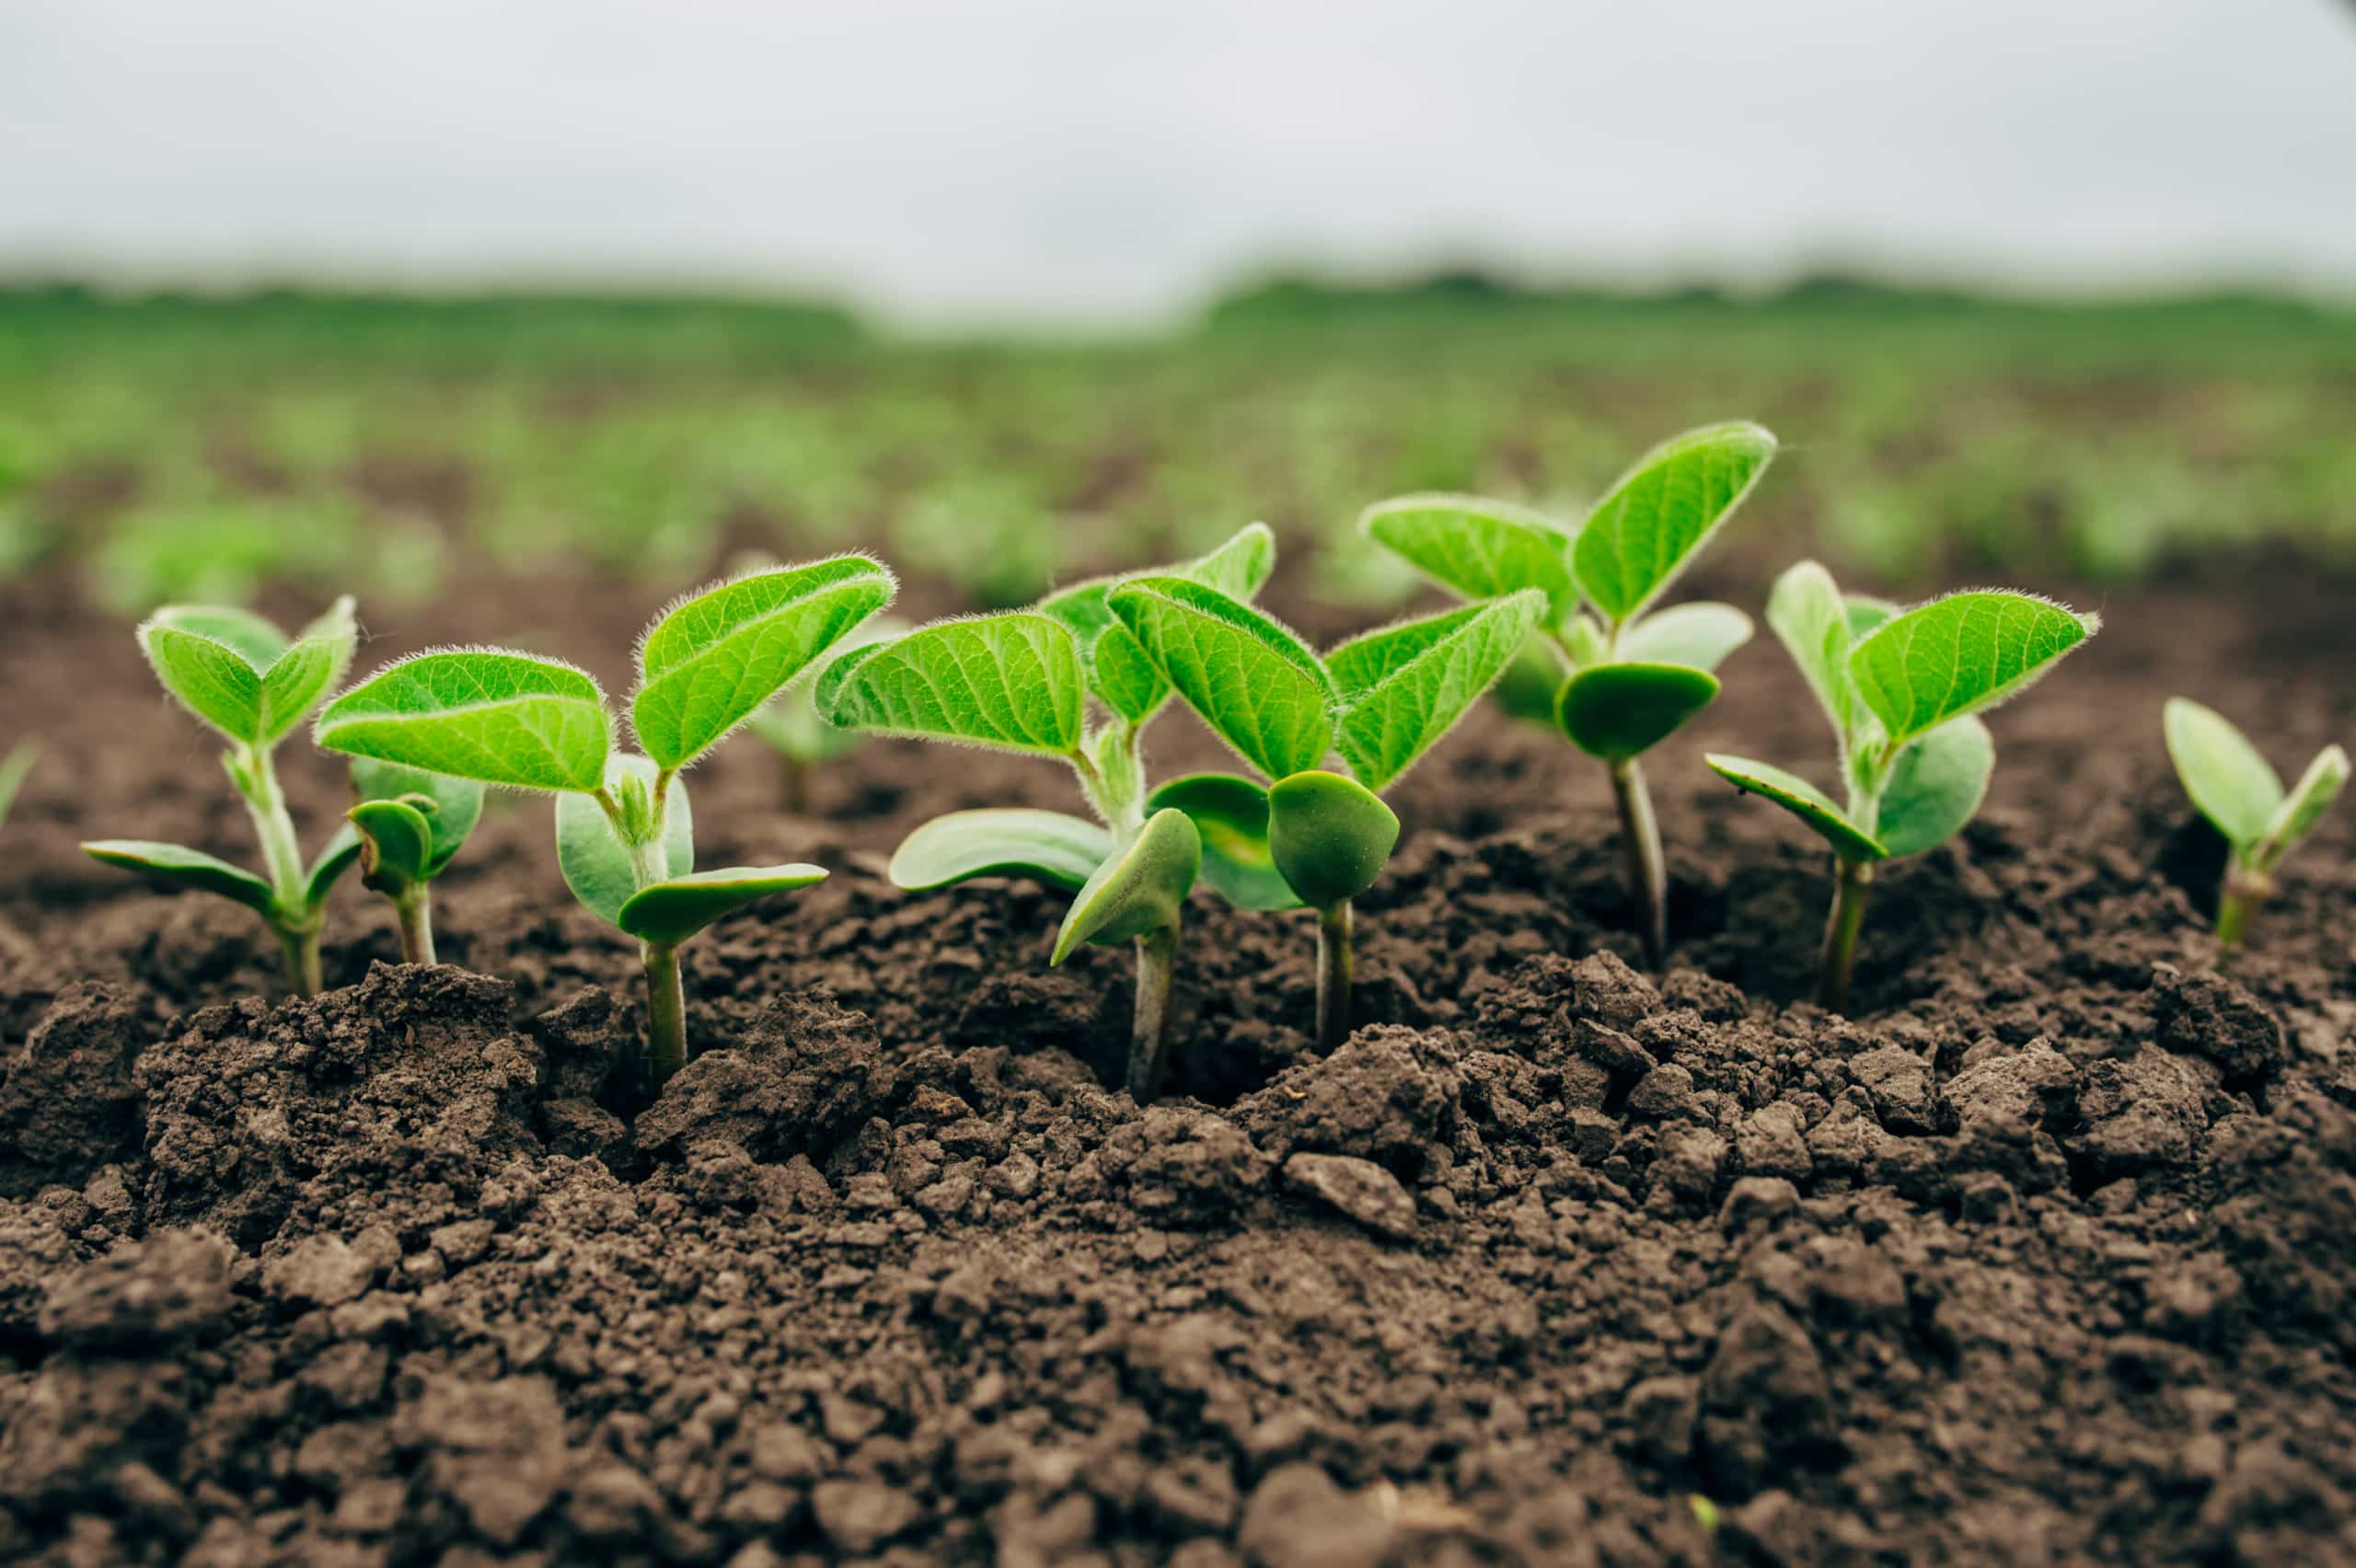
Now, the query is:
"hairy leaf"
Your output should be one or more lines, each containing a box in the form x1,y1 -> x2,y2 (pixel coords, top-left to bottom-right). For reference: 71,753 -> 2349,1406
1765,560 -> 1863,742
1358,494 -> 1578,623
349,798 -> 436,892
1556,662 -> 1720,763
1573,422 -> 1777,624
1849,591 -> 2098,748
81,839 -> 277,915
1618,601 -> 1752,672
1267,769 -> 1399,908
1703,755 -> 1888,863
1873,716 -> 1994,859
1145,772 -> 1303,911
256,614 -> 358,746
1331,592 -> 1546,790
632,555 -> 895,770
887,809 -> 1111,893
618,864 -> 828,946
1190,521 -> 1278,599
350,756 -> 484,876
317,649 -> 613,793
556,755 -> 694,928
1107,577 -> 1334,781
2254,744 -> 2350,871
2163,698 -> 2281,850
1051,808 -> 1201,963
817,613 -> 1086,757
147,605 -> 288,669
1846,594 -> 1901,638
1040,523 -> 1278,726
140,621 -> 265,744
1491,639 -> 1566,725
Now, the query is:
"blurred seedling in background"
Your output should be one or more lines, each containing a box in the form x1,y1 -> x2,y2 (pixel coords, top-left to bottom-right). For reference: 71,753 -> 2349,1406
344,758 -> 485,966
1106,573 -> 1546,1052
1363,422 -> 1776,968
818,525 -> 1275,1101
1707,565 -> 2099,1009
746,614 -> 907,813
82,599 -> 364,996
0,740 -> 36,835
316,556 -> 894,1089
2164,698 -> 2347,955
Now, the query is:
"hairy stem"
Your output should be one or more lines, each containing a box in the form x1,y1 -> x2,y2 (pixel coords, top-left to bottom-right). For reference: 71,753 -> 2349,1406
1315,900 -> 1354,1051
393,885 -> 436,966
1609,756 -> 1669,970
642,942 -> 687,1088
1818,858 -> 1875,1012
276,921 -> 324,999
236,744 -> 308,912
1126,923 -> 1180,1102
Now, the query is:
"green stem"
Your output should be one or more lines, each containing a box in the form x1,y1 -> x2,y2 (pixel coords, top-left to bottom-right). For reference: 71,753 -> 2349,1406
779,755 -> 811,816
236,743 -> 307,912
393,885 -> 436,966
1818,857 -> 1875,1012
276,922 -> 324,999
1315,900 -> 1354,1051
2214,863 -> 2269,959
1609,755 -> 1669,970
642,942 -> 687,1087
1127,923 -> 1180,1102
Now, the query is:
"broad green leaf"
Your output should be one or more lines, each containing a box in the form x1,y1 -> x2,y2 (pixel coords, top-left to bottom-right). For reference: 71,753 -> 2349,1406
1330,592 -> 1546,791
147,605 -> 287,669
1703,755 -> 1888,863
1358,494 -> 1579,623
1189,521 -> 1277,599
305,821 -> 364,908
349,798 -> 435,892
255,621 -> 355,747
1618,601 -> 1752,672
887,809 -> 1112,893
816,613 -> 1086,758
632,555 -> 895,770
1039,524 -> 1277,726
618,864 -> 828,946
1491,639 -> 1567,725
82,839 -> 277,916
2253,744 -> 2349,871
1573,421 -> 1777,625
1051,808 -> 1201,963
1145,773 -> 1304,911
747,613 -> 907,764
317,649 -> 613,793
350,756 -> 484,876
2163,698 -> 2281,850
140,622 -> 263,743
1766,560 -> 1864,742
1848,592 -> 2099,748
1267,769 -> 1399,908
1555,663 -> 1720,763
1108,577 -> 1335,781
556,755 -> 694,928
1873,716 -> 1994,859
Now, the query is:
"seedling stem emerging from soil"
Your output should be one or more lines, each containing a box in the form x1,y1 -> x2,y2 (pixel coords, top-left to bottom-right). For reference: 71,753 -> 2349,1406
2163,697 -> 2347,955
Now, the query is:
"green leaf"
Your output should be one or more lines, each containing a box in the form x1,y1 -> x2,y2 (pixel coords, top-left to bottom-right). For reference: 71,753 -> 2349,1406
349,798 -> 434,891
1845,594 -> 1901,638
1555,663 -> 1720,763
631,555 -> 895,771
255,602 -> 358,746
305,821 -> 364,908
1873,716 -> 1995,859
1491,639 -> 1567,725
816,613 -> 1086,758
1145,773 -> 1304,912
1703,755 -> 1888,863
557,755 -> 694,928
82,839 -> 277,916
350,756 -> 484,876
1618,601 -> 1752,672
618,864 -> 828,947
1106,577 -> 1335,782
2252,744 -> 2349,872
1267,769 -> 1400,908
1189,521 -> 1278,599
1848,591 -> 2099,748
1765,560 -> 1863,743
317,649 -> 613,793
1358,493 -> 1578,625
1051,808 -> 1201,963
2163,698 -> 2282,850
0,740 -> 38,832
147,605 -> 287,669
1039,523 -> 1278,726
887,809 -> 1112,893
747,613 -> 907,764
1572,421 -> 1777,625
140,620 -> 264,744
1330,592 -> 1546,791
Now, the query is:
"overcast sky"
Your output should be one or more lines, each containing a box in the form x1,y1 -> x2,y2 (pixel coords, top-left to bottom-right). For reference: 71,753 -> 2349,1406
4,0 -> 2353,327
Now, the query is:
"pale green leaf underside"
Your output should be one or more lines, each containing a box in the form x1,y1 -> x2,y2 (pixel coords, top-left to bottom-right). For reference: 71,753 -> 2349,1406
1358,494 -> 1578,623
1332,591 -> 1546,791
817,613 -> 1085,758
1766,559 -> 1861,742
2163,698 -> 2281,849
1849,591 -> 2096,748
1107,577 -> 1334,782
350,756 -> 484,875
1617,601 -> 1752,673
1873,716 -> 1995,859
349,798 -> 436,890
632,555 -> 894,770
887,808 -> 1111,893
82,838 -> 277,916
1574,421 -> 1777,625
1051,807 -> 1201,963
556,755 -> 694,928
318,650 -> 613,793
1144,772 -> 1302,911
618,864 -> 827,946
1190,521 -> 1278,600
1703,755 -> 1888,863
2254,744 -> 2349,870
305,822 -> 364,908
147,605 -> 288,669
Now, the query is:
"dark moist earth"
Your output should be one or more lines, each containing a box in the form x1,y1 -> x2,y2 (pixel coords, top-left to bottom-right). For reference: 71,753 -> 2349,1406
2,559 -> 2354,1568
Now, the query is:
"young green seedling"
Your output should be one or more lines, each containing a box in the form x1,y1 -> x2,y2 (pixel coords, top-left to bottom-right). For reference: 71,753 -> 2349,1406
746,615 -> 907,813
344,758 -> 486,965
1105,574 -> 1546,1050
0,740 -> 36,835
816,524 -> 1276,1101
82,599 -> 364,996
1706,563 -> 2099,1009
315,556 -> 894,1087
2163,698 -> 2347,954
1362,421 -> 1777,968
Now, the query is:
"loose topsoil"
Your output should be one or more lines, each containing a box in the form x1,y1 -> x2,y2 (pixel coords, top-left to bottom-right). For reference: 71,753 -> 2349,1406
2,558 -> 2353,1567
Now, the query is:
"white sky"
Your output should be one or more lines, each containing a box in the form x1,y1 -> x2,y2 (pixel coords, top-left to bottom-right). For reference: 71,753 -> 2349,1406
4,0 -> 2353,327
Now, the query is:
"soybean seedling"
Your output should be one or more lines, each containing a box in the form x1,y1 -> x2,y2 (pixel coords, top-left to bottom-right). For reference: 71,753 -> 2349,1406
1706,563 -> 2099,1009
816,524 -> 1275,1101
315,556 -> 895,1087
344,758 -> 486,966
0,740 -> 35,834
746,615 -> 907,813
2163,698 -> 2347,954
1362,422 -> 1777,968
82,599 -> 364,996
1105,574 -> 1547,1051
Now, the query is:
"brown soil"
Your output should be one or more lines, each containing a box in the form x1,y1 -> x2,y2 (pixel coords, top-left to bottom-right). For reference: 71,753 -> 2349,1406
2,559 -> 2353,1567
